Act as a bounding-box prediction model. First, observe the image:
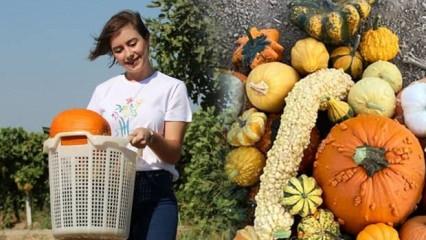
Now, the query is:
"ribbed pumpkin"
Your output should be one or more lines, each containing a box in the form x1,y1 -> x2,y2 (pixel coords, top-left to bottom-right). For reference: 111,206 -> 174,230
360,17 -> 399,62
246,62 -> 299,113
291,37 -> 330,75
297,209 -> 341,240
348,77 -> 396,117
326,97 -> 354,123
49,108 -> 111,145
356,223 -> 399,240
330,35 -> 364,79
362,61 -> 402,93
232,27 -> 284,70
282,174 -> 323,217
225,147 -> 266,187
289,0 -> 374,45
395,78 -> 426,137
399,216 -> 426,240
227,108 -> 267,147
313,114 -> 425,234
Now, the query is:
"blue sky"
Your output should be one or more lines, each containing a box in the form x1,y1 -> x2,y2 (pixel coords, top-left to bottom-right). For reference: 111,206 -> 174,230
0,1 -> 160,132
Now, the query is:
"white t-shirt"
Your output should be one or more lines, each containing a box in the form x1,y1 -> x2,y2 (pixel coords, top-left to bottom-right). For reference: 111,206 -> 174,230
87,71 -> 192,180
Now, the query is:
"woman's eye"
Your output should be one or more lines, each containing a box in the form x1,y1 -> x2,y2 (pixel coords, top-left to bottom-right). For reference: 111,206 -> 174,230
113,48 -> 123,53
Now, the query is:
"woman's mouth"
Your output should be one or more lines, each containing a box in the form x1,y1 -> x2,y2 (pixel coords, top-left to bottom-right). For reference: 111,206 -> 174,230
125,57 -> 140,67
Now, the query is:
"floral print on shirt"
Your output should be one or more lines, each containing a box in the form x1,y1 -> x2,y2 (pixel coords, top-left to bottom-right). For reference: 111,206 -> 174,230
111,97 -> 142,136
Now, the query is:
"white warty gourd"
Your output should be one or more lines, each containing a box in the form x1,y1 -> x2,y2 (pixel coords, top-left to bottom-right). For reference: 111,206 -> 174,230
253,68 -> 354,240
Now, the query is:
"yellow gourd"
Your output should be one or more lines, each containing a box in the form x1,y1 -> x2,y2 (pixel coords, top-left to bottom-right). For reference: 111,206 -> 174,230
331,35 -> 363,79
360,17 -> 399,62
225,147 -> 266,187
291,37 -> 329,75
357,223 -> 399,240
326,97 -> 354,123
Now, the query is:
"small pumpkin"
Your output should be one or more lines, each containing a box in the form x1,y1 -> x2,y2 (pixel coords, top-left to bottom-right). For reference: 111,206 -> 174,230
225,147 -> 266,187
396,79 -> 426,137
362,61 -> 402,93
360,16 -> 399,62
232,27 -> 284,70
326,97 -> 354,123
282,174 -> 323,217
291,37 -> 330,75
227,108 -> 268,147
399,216 -> 426,240
313,114 -> 425,234
49,108 -> 111,145
289,0 -> 374,45
297,209 -> 341,240
330,35 -> 364,79
348,77 -> 396,117
246,62 -> 299,113
356,223 -> 399,240
234,225 -> 259,240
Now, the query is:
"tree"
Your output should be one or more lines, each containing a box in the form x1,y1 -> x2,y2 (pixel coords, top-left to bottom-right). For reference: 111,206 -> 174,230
146,0 -> 225,109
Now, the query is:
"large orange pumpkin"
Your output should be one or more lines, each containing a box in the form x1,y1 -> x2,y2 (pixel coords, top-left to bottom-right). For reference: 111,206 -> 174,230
313,114 -> 425,234
49,108 -> 111,145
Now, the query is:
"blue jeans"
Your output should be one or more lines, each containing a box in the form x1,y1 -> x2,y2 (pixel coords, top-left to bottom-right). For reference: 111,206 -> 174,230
127,170 -> 178,240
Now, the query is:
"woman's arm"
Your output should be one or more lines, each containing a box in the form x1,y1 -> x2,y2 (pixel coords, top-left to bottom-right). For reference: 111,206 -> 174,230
128,121 -> 188,164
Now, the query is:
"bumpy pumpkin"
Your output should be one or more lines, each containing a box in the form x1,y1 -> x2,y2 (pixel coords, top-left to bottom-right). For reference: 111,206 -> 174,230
225,147 -> 266,187
289,0 -> 373,45
246,62 -> 299,113
313,114 -> 425,234
227,108 -> 268,146
49,108 -> 111,145
282,174 -> 323,217
291,37 -> 329,75
330,35 -> 364,79
362,61 -> 402,93
360,17 -> 399,62
348,77 -> 396,117
399,216 -> 426,240
357,223 -> 399,240
297,209 -> 341,240
232,27 -> 284,70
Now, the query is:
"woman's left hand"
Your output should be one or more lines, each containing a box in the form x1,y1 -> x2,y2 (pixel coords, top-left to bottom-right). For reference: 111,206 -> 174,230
128,127 -> 154,149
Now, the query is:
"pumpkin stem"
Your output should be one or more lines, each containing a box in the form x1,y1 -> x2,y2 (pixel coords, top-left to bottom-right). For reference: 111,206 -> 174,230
248,81 -> 269,95
246,28 -> 253,42
351,34 -> 361,56
237,118 -> 246,128
353,145 -> 388,176
373,15 -> 381,30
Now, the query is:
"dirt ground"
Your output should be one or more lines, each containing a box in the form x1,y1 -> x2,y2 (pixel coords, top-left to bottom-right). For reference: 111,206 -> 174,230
198,0 -> 426,85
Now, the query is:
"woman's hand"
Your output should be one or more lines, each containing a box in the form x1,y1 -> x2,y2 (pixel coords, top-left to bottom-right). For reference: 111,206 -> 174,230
128,127 -> 154,149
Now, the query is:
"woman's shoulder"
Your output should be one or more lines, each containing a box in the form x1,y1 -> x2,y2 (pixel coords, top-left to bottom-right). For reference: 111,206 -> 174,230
154,71 -> 185,87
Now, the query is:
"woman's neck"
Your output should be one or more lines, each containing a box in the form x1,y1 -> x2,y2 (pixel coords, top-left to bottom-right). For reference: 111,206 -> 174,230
125,63 -> 155,82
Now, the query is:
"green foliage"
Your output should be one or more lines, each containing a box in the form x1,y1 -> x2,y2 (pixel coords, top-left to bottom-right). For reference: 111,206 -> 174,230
0,128 -> 48,228
176,107 -> 248,238
146,0 -> 224,109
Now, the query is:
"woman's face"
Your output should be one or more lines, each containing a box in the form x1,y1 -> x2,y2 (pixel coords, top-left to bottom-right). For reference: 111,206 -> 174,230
110,24 -> 150,78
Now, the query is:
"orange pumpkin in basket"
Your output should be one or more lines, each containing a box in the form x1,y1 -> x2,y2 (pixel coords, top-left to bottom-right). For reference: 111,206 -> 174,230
49,108 -> 111,145
313,114 -> 425,235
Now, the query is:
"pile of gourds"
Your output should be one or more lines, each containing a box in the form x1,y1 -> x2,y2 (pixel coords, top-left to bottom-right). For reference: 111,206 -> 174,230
221,0 -> 426,239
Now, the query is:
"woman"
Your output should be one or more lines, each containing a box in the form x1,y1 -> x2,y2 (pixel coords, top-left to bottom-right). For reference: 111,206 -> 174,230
87,10 -> 192,240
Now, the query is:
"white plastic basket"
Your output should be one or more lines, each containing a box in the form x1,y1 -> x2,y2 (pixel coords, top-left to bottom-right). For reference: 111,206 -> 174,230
43,131 -> 136,240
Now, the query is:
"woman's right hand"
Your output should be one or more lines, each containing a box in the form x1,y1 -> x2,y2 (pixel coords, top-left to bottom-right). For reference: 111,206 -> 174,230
128,127 -> 154,149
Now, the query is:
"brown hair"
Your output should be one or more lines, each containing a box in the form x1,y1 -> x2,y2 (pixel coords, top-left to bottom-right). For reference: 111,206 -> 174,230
88,10 -> 150,66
